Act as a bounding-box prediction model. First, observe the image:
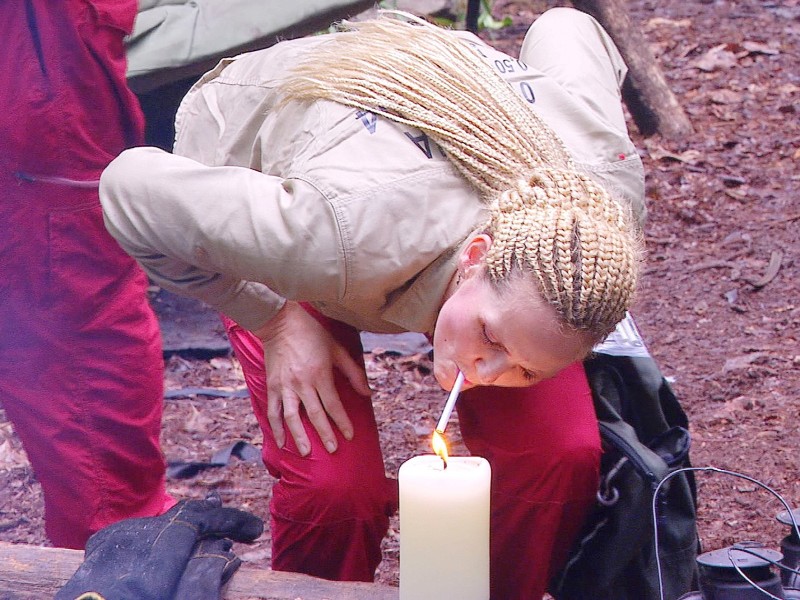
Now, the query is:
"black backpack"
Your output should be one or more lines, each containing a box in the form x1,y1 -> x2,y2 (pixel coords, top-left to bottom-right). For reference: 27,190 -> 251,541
549,350 -> 700,600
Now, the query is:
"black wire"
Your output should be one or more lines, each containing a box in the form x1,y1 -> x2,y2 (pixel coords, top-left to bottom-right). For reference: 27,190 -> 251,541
731,545 -> 800,579
726,546 -> 782,600
652,466 -> 800,600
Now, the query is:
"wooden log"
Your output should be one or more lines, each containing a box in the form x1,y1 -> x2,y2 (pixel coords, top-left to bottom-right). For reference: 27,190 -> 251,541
0,542 -> 399,600
571,0 -> 694,138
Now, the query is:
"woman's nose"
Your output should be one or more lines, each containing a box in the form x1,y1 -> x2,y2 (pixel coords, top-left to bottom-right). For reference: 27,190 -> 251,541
474,352 -> 509,385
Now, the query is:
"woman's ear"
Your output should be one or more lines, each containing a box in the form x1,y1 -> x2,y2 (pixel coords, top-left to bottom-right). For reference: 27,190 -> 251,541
459,234 -> 493,275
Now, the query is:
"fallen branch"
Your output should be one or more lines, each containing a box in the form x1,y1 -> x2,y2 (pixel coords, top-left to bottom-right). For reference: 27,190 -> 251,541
571,0 -> 694,137
687,260 -> 740,274
0,542 -> 399,600
742,250 -> 783,289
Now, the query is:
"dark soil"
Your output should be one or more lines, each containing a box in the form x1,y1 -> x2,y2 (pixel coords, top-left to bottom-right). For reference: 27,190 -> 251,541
1,0 -> 798,594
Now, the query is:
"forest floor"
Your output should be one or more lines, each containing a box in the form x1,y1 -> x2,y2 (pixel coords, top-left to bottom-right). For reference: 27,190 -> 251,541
1,0 -> 798,594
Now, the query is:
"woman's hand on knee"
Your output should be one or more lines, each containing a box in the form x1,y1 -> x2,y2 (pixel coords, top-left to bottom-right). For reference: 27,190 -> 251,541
253,301 -> 370,456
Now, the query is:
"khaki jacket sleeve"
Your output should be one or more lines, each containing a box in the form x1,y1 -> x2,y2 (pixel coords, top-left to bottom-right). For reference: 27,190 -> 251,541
99,147 -> 342,331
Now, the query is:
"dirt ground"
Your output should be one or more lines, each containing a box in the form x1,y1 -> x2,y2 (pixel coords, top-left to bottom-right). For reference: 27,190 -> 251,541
1,0 -> 798,594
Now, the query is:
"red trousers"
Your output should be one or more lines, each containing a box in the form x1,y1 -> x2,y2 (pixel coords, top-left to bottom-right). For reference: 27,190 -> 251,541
223,309 -> 601,599
0,0 -> 172,548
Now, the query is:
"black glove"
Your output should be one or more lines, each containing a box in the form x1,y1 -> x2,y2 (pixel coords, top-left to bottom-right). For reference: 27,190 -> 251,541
174,537 -> 242,600
56,493 -> 263,600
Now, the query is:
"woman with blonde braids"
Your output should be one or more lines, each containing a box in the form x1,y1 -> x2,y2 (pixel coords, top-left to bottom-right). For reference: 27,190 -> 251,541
100,7 -> 645,598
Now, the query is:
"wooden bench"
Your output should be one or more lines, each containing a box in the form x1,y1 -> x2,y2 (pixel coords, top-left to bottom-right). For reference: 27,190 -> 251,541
0,541 -> 399,600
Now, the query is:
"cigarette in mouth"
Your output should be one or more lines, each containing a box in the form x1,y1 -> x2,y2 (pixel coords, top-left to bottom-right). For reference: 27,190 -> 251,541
435,371 -> 465,433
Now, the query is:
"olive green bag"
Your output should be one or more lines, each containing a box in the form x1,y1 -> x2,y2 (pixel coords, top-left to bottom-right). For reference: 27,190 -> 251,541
549,351 -> 700,600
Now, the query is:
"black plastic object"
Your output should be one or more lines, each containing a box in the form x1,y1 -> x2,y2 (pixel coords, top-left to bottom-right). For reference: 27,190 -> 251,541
778,509 -> 800,590
676,542 -> 790,600
167,440 -> 263,479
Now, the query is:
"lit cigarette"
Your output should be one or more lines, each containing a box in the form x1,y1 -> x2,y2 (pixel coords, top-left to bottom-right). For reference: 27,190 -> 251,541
435,371 -> 465,433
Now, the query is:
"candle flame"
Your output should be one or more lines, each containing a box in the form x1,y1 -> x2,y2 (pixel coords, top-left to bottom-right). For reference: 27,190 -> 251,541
432,429 -> 449,469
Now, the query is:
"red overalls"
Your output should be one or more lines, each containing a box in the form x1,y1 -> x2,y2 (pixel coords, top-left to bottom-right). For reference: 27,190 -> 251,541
223,308 -> 601,600
0,0 -> 172,548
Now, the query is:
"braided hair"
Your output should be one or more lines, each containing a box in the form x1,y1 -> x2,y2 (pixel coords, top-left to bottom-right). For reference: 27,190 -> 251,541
279,12 -> 642,339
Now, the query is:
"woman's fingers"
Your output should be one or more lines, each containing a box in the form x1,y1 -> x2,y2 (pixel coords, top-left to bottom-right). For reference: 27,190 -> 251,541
270,378 -> 345,456
282,389 -> 316,457
315,374 -> 354,443
297,382 -> 338,454
334,345 -> 373,399
257,301 -> 368,456
266,385 -> 287,450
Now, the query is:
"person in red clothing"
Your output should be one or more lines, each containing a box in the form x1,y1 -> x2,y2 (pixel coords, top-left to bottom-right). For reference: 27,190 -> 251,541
0,0 -> 173,549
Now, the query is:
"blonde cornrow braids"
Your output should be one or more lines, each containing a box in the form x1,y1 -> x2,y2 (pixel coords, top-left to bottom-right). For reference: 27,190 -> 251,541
279,12 -> 642,338
484,171 -> 641,339
279,12 -> 571,195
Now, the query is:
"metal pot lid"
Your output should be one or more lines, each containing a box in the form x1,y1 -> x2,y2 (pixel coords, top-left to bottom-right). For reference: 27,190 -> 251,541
777,508 -> 800,528
697,542 -> 782,569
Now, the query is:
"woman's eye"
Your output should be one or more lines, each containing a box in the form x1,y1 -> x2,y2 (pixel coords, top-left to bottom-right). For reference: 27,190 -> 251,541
521,369 -> 538,383
481,324 -> 498,347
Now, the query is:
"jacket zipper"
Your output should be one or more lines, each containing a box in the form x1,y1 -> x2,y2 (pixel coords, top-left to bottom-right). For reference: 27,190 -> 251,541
15,172 -> 100,189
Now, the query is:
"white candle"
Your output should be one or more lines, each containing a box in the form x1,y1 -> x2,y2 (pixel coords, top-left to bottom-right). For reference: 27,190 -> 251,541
398,455 -> 491,600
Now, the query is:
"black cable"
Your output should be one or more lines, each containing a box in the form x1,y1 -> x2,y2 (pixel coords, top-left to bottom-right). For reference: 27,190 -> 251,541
652,466 -> 800,600
726,546 -> 782,600
733,544 -> 800,579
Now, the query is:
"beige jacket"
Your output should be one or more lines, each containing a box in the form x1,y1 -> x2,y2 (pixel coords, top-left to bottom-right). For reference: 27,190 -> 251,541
100,11 -> 644,335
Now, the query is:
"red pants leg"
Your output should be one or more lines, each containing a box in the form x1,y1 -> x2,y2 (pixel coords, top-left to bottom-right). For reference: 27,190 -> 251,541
0,183 -> 173,548
457,363 -> 601,600
222,311 -> 397,581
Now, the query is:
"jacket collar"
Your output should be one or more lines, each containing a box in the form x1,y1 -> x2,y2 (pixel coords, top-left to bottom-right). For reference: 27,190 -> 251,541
381,245 -> 460,335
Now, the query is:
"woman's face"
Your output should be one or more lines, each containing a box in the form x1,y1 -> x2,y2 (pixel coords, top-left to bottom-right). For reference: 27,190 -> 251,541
432,235 -> 593,391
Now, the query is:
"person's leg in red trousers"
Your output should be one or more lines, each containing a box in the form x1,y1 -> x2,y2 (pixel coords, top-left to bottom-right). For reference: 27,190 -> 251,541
0,187 -> 172,548
222,310 -> 398,581
0,1 -> 172,548
226,309 -> 599,596
458,363 -> 601,600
